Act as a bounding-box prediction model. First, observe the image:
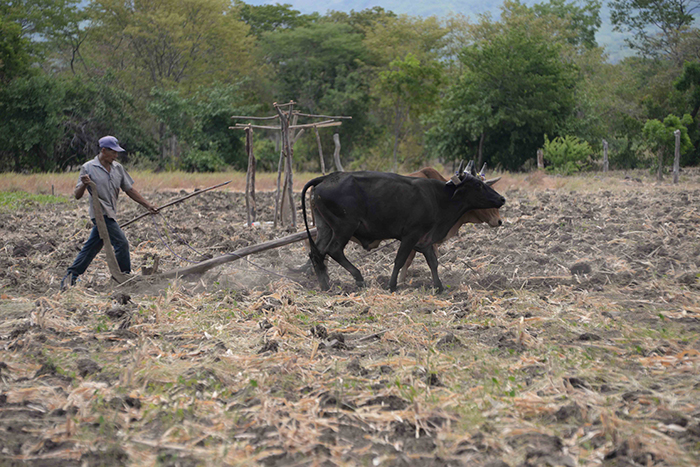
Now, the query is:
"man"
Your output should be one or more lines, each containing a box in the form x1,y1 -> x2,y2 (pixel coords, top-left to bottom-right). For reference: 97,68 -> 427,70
61,136 -> 158,289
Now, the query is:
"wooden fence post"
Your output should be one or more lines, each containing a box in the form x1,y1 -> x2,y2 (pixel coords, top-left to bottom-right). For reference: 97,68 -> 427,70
274,145 -> 284,227
603,139 -> 608,173
314,125 -> 326,175
673,129 -> 681,184
537,149 -> 544,169
244,125 -> 256,226
333,133 -> 344,172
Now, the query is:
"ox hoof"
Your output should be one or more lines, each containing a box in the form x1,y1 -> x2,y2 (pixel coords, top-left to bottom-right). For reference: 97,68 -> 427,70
355,280 -> 366,288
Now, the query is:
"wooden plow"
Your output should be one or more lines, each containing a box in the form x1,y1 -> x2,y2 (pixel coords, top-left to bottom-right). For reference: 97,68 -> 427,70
94,182 -> 317,285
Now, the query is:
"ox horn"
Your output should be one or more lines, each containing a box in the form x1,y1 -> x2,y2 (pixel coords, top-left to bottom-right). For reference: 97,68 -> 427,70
479,163 -> 487,179
456,160 -> 465,176
465,160 -> 474,175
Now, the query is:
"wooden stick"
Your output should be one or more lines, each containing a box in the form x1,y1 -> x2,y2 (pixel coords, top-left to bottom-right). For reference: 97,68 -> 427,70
119,180 -> 232,229
289,120 -> 338,129
315,126 -> 326,175
274,143 -> 284,228
292,112 -> 352,120
274,101 -> 296,108
88,181 -> 128,283
230,124 -> 282,130
244,127 -> 256,226
160,228 -> 318,278
230,121 -> 343,131
230,115 -> 278,120
286,111 -> 297,228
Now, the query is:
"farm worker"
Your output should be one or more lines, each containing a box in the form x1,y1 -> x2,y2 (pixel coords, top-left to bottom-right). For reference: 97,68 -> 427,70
61,136 -> 158,290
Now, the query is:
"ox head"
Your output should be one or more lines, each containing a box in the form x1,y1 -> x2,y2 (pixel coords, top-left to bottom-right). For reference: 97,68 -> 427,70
468,208 -> 503,227
447,160 -> 505,210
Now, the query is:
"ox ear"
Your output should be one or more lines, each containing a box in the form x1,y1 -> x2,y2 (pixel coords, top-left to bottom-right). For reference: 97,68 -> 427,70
485,176 -> 501,186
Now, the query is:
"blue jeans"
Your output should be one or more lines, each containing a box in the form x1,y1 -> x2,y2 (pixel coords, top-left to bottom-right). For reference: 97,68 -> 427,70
67,216 -> 131,277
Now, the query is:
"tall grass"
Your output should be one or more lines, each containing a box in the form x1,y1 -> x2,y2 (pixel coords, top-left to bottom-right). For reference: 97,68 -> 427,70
0,171 -> 325,195
1,167 -> 694,195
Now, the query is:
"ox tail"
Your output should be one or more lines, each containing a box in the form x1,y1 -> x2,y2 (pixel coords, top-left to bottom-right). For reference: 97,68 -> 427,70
301,176 -> 325,267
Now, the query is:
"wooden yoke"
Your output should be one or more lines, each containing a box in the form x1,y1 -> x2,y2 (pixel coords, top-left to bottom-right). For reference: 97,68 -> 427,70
87,181 -> 128,284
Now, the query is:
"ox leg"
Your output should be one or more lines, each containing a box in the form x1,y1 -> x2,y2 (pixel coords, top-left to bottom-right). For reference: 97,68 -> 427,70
398,249 -> 417,285
310,225 -> 334,291
389,241 -> 419,292
422,246 -> 444,293
328,246 -> 365,288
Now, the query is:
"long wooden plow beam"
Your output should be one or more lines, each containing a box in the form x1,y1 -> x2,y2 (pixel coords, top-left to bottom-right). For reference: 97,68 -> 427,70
159,228 -> 317,278
120,180 -> 232,229
88,181 -> 129,284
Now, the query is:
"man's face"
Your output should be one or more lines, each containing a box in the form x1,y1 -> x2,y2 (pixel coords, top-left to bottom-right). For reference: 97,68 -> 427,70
101,148 -> 119,164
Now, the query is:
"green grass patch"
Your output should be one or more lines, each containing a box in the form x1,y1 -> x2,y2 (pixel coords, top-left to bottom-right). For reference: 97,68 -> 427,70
0,190 -> 68,210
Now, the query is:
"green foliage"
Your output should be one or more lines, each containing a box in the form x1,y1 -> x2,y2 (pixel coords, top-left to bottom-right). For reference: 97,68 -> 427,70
0,191 -> 67,210
531,0 -> 602,49
609,0 -> 698,59
148,83 -> 253,170
180,148 -> 226,172
0,0 -> 699,174
253,138 -> 280,171
642,114 -> 694,156
235,1 -> 316,37
543,135 -> 594,174
0,15 -> 33,84
261,22 -> 373,164
0,74 -> 64,172
428,2 -> 579,171
376,53 -> 443,170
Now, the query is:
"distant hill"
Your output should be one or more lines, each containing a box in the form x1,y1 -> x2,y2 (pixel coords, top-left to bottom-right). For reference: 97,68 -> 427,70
246,0 -> 636,62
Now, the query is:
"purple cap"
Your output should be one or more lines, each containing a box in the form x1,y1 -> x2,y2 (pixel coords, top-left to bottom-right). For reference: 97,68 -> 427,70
99,135 -> 125,152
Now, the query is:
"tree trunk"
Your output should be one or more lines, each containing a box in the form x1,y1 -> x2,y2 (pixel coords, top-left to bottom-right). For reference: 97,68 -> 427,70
476,133 -> 485,167
333,133 -> 343,172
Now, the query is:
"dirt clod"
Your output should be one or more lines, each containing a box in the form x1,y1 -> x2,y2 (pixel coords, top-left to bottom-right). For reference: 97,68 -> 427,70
77,358 -> 101,377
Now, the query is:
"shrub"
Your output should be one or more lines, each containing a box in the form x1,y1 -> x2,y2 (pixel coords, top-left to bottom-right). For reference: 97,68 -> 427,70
543,135 -> 593,174
180,149 -> 226,172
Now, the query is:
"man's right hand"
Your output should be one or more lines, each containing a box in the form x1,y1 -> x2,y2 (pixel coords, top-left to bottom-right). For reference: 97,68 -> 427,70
80,174 -> 92,185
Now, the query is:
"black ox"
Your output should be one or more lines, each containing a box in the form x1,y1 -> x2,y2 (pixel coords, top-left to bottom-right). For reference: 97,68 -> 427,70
301,165 -> 506,292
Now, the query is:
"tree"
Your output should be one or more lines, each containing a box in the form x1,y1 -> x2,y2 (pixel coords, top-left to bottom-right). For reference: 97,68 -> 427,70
90,0 -> 253,92
261,22 -> 373,164
428,6 -> 578,171
642,113 -> 693,179
610,0 -> 700,62
675,61 -> 700,119
0,15 -> 33,84
235,1 -> 316,37
376,53 -> 442,171
362,14 -> 447,65
0,75 -> 63,172
531,0 -> 601,49
88,0 -> 254,162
